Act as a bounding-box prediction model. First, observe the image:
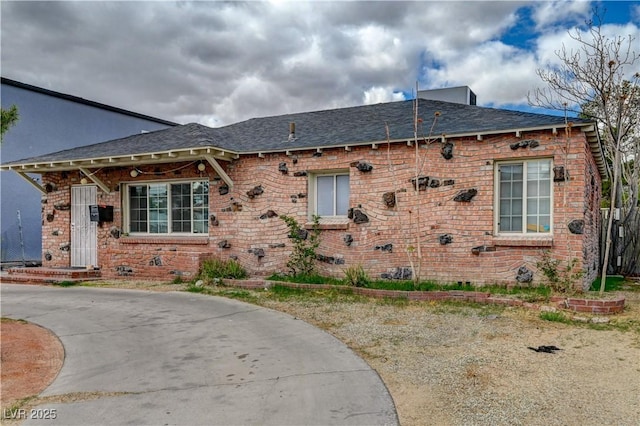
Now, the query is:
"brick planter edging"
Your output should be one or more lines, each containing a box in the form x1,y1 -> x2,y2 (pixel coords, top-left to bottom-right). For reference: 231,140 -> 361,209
222,279 -> 625,315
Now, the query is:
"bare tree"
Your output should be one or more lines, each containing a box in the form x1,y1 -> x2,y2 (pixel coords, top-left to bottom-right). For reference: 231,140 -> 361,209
529,13 -> 639,293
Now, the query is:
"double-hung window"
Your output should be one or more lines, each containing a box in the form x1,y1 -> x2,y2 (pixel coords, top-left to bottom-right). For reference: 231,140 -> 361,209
496,159 -> 552,234
312,172 -> 350,217
126,180 -> 209,234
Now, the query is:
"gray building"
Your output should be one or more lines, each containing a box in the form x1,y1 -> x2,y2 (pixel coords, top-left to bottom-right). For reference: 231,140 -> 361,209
1,77 -> 176,263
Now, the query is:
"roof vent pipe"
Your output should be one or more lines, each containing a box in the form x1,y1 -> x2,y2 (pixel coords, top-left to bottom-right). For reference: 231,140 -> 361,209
288,122 -> 296,141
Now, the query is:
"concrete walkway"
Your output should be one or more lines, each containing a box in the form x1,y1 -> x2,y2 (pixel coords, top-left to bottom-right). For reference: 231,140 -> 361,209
1,284 -> 398,425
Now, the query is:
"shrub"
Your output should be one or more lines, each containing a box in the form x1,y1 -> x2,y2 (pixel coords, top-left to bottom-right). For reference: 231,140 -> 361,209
343,264 -> 370,287
280,214 -> 321,277
536,250 -> 583,294
198,257 -> 247,284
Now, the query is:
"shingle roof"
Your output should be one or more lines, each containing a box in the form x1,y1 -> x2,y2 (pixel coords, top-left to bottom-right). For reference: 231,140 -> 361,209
4,99 -> 591,165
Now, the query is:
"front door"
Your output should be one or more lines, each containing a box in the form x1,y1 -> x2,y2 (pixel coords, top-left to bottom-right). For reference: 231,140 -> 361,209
71,185 -> 97,267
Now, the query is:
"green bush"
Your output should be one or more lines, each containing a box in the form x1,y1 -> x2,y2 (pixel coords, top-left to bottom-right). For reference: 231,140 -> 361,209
280,214 -> 321,277
343,264 -> 370,287
536,250 -> 583,294
198,257 -> 247,282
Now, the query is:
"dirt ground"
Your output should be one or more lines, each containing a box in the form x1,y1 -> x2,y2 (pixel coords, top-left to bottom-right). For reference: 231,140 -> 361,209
2,282 -> 639,425
0,319 -> 64,409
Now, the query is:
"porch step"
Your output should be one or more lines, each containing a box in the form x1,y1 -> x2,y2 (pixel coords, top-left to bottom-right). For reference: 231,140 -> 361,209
1,267 -> 102,285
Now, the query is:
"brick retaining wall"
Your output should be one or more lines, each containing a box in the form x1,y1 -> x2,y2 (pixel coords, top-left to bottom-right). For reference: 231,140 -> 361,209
223,279 -> 625,315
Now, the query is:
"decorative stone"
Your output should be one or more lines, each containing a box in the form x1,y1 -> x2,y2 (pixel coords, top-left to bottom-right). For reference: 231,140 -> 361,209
149,256 -> 163,266
249,248 -> 265,258
381,267 -> 412,280
347,208 -> 354,219
231,202 -> 243,212
410,176 -> 429,191
510,139 -> 539,150
382,192 -> 396,208
443,179 -> 455,186
355,161 -> 373,172
568,219 -> 584,234
218,240 -> 231,249
471,245 -> 496,255
312,151 -> 323,157
109,226 -> 121,239
553,166 -> 567,182
54,202 -> 71,211
44,183 -> 57,193
316,254 -> 345,264
294,229 -> 309,240
210,215 -> 219,226
259,210 -> 278,220
352,209 -> 369,224
429,179 -> 441,188
516,266 -> 533,283
219,185 -> 229,195
297,193 -> 306,198
278,162 -> 288,174
116,265 -> 134,276
343,234 -> 353,246
59,242 -> 70,251
375,243 -> 393,253
454,189 -> 478,202
44,252 -> 52,261
441,142 -> 454,160
439,234 -> 453,245
293,171 -> 308,177
269,243 -> 286,248
246,185 -> 264,199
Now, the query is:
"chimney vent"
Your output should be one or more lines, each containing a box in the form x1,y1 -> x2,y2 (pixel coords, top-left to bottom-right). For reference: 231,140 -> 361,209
417,86 -> 477,105
288,122 -> 296,141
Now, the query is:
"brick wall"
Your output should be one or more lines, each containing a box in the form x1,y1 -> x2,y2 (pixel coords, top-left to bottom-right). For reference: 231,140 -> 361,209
40,128 -> 601,288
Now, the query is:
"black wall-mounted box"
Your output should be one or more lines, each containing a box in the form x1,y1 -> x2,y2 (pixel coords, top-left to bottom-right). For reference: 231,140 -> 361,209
89,205 -> 114,222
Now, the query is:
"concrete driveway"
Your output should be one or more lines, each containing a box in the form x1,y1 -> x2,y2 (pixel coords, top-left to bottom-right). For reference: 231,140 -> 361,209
1,284 -> 398,425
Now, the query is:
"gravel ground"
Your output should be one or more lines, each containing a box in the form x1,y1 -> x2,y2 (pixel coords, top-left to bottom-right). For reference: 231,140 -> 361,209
83,281 -> 640,425
256,293 -> 640,426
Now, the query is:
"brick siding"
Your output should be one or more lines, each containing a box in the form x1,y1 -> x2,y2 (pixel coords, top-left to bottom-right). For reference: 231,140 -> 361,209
40,128 -> 601,288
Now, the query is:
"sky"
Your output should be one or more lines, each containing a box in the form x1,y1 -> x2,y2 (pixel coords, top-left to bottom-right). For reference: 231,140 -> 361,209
1,1 -> 639,127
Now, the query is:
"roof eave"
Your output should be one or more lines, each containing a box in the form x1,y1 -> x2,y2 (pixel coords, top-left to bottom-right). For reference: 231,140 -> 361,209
244,122 -> 598,156
0,146 -> 240,174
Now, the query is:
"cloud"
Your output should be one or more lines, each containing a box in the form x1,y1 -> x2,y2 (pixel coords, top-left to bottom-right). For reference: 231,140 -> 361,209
1,1 -> 636,127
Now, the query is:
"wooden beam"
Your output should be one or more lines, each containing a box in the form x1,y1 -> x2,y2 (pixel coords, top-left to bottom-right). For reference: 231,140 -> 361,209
16,172 -> 46,194
204,154 -> 233,188
79,167 -> 111,193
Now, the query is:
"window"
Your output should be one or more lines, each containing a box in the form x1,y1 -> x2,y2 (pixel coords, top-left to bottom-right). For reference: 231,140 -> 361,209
312,172 -> 350,217
125,180 -> 209,234
496,159 -> 552,234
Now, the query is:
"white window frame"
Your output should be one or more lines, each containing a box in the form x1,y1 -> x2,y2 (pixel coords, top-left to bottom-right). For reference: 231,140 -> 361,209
494,158 -> 553,236
308,170 -> 350,220
123,179 -> 209,236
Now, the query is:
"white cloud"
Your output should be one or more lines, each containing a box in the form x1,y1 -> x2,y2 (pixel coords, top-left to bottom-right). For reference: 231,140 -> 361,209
531,0 -> 591,31
1,1 -> 636,127
363,87 -> 406,105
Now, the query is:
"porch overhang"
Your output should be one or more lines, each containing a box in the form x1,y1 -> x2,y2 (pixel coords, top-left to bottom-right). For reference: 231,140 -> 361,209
1,146 -> 238,189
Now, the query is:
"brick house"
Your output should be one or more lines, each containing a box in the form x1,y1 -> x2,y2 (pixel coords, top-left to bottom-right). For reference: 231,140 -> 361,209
0,93 -> 607,289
